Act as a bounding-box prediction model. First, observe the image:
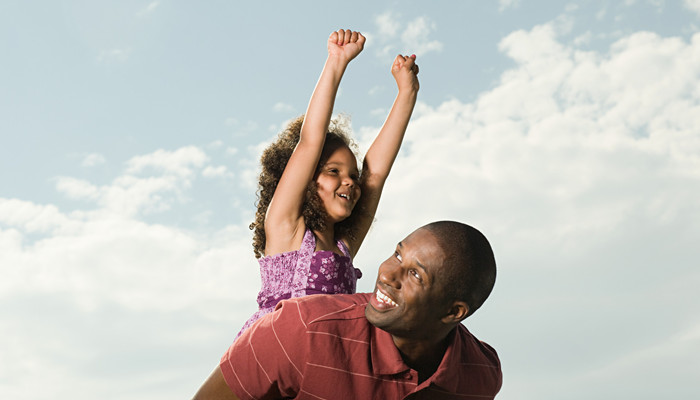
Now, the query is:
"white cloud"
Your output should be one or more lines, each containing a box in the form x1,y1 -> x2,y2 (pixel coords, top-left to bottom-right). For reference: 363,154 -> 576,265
499,0 -> 521,12
369,107 -> 386,117
272,102 -> 294,113
207,140 -> 224,149
126,146 -> 208,179
0,143 -> 259,398
354,23 -> 700,397
685,0 -> 700,16
0,195 -> 259,397
564,3 -> 579,12
97,48 -> 131,63
596,6 -> 608,20
372,12 -> 443,58
137,1 -> 160,18
1,189 -> 258,310
4,15 -> 700,400
81,153 -> 106,167
57,147 -> 209,217
368,85 -> 383,96
225,119 -> 259,136
202,165 -> 233,178
375,11 -> 399,37
55,177 -> 100,200
573,31 -> 593,46
55,147 -> 220,218
0,198 -> 74,235
399,17 -> 443,55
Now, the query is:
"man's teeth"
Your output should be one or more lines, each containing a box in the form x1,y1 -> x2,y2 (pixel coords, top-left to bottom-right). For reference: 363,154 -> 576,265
376,290 -> 398,307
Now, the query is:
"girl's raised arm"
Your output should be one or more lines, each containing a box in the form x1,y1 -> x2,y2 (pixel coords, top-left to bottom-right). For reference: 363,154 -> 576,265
264,30 -> 365,255
344,54 -> 419,257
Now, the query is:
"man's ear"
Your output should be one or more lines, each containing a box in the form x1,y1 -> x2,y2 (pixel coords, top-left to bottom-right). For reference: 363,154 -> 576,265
441,300 -> 469,324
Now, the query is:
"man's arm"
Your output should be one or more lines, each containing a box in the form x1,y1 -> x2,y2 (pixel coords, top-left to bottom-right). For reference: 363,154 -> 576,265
193,300 -> 310,399
192,366 -> 240,400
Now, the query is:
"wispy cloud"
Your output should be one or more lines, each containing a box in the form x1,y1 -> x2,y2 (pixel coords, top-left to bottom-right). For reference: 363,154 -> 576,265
684,0 -> 700,16
55,177 -> 100,201
372,12 -> 443,58
126,146 -> 208,179
81,153 -> 106,167
136,1 -> 160,18
498,0 -> 521,12
224,118 -> 259,137
272,102 -> 294,113
97,48 -> 132,63
400,17 -> 443,55
202,165 -> 233,178
375,11 -> 399,37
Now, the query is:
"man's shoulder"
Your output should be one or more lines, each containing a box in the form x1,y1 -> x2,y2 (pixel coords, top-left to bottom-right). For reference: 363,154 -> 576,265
456,324 -> 501,367
277,293 -> 372,325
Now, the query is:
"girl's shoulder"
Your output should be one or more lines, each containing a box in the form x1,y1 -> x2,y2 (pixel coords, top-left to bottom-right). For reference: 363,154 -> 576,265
263,220 -> 309,256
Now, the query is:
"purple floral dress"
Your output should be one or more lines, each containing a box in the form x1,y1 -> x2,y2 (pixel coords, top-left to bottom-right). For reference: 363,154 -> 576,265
236,228 -> 362,337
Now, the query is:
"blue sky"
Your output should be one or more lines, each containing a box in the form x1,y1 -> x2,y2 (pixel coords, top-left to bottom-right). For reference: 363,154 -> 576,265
2,1 -> 700,399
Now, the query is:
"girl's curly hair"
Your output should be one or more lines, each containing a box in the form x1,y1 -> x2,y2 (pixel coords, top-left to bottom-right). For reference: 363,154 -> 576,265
249,115 -> 360,259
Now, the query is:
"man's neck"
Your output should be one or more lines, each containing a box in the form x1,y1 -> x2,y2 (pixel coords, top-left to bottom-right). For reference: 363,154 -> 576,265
392,330 -> 453,383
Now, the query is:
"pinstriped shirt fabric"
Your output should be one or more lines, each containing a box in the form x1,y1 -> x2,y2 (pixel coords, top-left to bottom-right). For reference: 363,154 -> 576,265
220,293 -> 502,400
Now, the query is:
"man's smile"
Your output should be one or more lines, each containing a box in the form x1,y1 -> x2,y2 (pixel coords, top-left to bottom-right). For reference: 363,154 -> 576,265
373,286 -> 398,309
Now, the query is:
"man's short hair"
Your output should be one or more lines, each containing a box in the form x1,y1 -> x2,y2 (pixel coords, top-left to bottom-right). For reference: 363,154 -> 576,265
424,221 -> 497,318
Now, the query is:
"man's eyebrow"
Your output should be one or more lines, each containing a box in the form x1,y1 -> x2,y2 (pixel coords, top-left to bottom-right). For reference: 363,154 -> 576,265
398,241 -> 428,273
415,260 -> 427,273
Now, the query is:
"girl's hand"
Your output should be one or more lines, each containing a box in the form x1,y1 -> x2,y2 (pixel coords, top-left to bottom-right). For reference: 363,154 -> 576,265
328,29 -> 366,63
391,54 -> 420,93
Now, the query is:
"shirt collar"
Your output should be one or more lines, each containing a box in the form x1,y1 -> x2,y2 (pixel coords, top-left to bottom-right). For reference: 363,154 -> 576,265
369,323 -> 464,386
423,326 -> 464,392
370,325 -> 410,376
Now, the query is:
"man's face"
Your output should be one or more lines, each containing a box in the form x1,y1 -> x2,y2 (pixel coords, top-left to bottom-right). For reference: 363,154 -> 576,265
365,227 -> 451,339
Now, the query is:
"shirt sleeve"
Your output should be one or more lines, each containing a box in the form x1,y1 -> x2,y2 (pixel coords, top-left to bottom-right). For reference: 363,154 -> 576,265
219,300 -> 309,400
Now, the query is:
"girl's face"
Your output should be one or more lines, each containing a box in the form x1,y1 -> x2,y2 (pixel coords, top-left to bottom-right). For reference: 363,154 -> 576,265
315,146 -> 361,223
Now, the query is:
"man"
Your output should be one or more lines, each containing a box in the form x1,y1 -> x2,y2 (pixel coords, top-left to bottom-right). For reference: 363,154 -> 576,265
193,221 -> 501,399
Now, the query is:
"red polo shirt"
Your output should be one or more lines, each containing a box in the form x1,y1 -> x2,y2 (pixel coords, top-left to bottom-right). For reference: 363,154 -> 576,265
220,293 -> 502,399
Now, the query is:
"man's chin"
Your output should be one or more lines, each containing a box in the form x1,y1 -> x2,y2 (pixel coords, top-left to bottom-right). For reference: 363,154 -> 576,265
364,303 -> 392,328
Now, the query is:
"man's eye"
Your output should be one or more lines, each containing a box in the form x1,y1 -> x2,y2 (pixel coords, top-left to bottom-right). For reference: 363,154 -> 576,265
394,252 -> 402,262
410,269 -> 422,281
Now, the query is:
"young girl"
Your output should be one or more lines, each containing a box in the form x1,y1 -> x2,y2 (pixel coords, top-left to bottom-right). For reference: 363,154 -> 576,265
237,29 -> 419,336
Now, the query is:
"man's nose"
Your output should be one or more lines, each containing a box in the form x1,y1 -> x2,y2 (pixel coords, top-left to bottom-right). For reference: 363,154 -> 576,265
378,261 -> 401,288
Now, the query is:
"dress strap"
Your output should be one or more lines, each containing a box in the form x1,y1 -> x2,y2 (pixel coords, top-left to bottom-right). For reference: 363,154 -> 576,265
290,228 -> 315,297
337,238 -> 351,258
